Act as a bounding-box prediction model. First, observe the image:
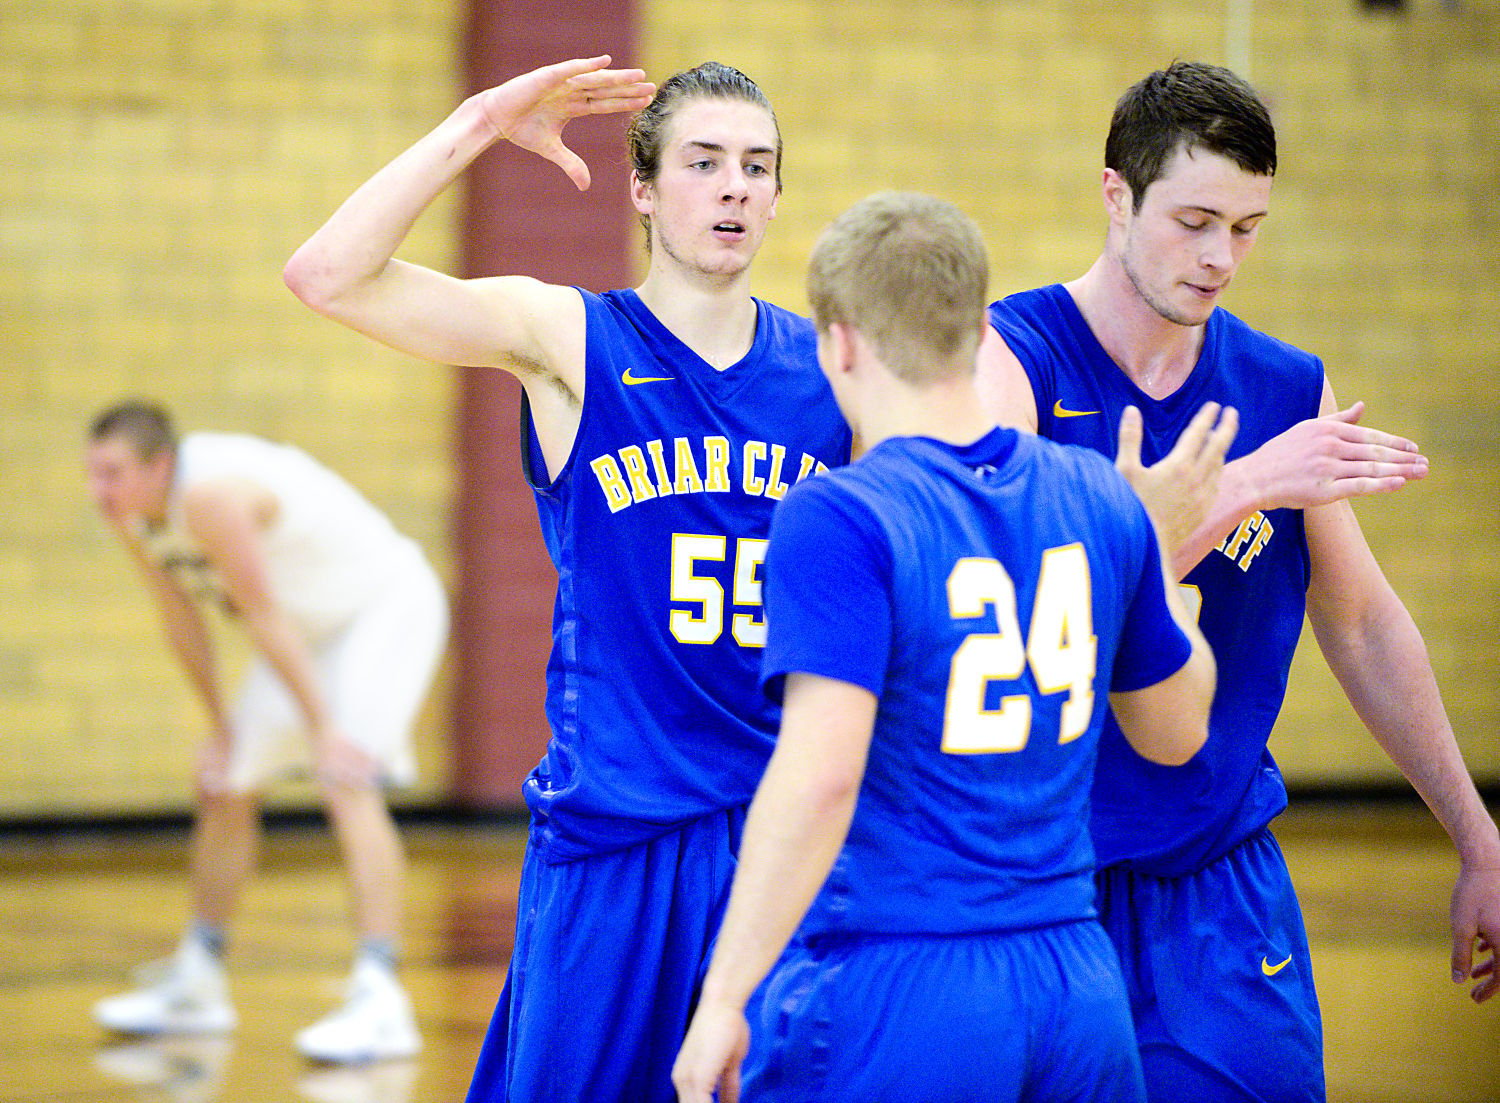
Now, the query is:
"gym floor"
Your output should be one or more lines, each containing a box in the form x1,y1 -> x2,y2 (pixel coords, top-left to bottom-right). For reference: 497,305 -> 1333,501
2,802 -> 1495,1103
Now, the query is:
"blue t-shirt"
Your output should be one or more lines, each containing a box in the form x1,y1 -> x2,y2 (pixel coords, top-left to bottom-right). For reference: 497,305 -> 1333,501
990,284 -> 1324,875
519,288 -> 852,862
761,427 -> 1191,938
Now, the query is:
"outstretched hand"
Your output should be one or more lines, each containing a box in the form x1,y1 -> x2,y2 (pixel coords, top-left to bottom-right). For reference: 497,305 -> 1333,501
1242,402 -> 1428,512
672,1001 -> 750,1103
1116,401 -> 1239,556
475,55 -> 656,190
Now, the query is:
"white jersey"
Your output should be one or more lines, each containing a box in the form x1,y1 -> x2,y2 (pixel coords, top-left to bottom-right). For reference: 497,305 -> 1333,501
144,432 -> 422,640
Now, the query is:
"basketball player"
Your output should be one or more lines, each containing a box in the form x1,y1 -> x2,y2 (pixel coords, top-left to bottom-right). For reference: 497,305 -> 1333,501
283,57 -> 852,1101
673,191 -> 1231,1103
977,61 -> 1500,1101
86,400 -> 447,1063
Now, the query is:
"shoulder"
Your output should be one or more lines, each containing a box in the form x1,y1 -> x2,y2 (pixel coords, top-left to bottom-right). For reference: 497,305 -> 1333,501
987,285 -> 1065,337
752,298 -> 819,357
1015,434 -> 1148,524
776,464 -> 889,551
1212,308 -> 1323,377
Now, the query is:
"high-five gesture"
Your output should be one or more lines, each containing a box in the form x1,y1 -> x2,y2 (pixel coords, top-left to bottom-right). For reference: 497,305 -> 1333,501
475,55 -> 654,189
1235,400 -> 1427,512
1115,401 -> 1238,559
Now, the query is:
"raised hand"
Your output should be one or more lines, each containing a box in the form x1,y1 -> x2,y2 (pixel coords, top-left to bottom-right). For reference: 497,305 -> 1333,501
1240,402 -> 1428,512
474,55 -> 656,189
1116,401 -> 1239,555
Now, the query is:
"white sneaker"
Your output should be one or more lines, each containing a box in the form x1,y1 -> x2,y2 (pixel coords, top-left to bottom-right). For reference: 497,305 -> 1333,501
94,938 -> 236,1035
295,959 -> 421,1064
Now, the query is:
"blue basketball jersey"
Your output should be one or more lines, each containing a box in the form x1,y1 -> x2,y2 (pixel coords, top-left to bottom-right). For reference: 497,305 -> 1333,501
989,285 -> 1324,875
520,288 -> 851,862
760,427 -> 1192,937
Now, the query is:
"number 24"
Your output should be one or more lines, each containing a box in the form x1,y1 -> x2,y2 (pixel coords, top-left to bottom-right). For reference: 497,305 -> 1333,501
943,547 -> 1098,754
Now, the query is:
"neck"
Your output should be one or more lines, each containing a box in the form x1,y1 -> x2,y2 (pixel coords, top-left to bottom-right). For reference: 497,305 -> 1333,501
1067,254 -> 1206,398
636,256 -> 758,372
854,372 -> 996,451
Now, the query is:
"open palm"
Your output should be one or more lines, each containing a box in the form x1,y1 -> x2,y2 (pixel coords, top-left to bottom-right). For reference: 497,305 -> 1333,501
476,55 -> 655,189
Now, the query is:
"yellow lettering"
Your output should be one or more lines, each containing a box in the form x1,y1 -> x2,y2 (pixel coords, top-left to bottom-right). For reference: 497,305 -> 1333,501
742,440 -> 767,496
646,439 -> 674,497
1221,516 -> 1257,561
672,437 -> 704,494
620,446 -> 658,504
794,453 -> 818,484
590,455 -> 632,513
1238,516 -> 1274,571
704,436 -> 731,492
765,444 -> 790,500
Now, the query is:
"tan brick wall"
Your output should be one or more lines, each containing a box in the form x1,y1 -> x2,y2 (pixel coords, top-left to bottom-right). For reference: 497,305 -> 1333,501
640,0 -> 1500,785
0,0 -> 462,816
4,0 -> 1496,818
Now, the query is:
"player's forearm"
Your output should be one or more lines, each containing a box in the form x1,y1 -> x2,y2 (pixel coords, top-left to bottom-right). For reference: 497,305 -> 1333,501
238,606 -> 334,737
155,591 -> 229,725
698,762 -> 857,1011
1315,599 -> 1500,864
283,97 -> 498,313
1168,457 -> 1262,578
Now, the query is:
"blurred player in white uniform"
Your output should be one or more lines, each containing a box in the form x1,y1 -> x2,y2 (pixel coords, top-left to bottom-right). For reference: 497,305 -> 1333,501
85,399 -> 448,1063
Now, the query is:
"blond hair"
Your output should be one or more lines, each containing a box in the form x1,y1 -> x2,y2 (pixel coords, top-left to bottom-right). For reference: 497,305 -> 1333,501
807,192 -> 988,384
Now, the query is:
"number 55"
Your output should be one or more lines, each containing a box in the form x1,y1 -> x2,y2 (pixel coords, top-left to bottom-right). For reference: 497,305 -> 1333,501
669,534 -> 769,647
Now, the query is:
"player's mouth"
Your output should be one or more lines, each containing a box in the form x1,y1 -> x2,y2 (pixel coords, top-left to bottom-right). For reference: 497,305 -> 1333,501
1186,281 -> 1224,300
713,220 -> 747,240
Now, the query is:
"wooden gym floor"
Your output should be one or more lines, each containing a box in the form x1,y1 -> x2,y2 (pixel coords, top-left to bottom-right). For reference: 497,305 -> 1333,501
0,803 -> 1495,1103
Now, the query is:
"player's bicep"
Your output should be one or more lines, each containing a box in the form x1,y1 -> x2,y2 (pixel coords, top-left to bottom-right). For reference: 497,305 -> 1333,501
1108,662 -> 1210,766
974,327 -> 1038,434
319,264 -> 584,385
181,487 -> 279,617
775,672 -> 880,804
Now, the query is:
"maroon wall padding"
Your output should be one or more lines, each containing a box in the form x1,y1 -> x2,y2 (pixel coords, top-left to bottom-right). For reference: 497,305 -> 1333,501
453,2 -> 639,808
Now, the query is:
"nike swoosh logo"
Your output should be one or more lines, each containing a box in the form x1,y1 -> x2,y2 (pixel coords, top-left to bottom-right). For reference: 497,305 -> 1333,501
622,368 -> 675,385
1261,954 -> 1292,976
1053,399 -> 1099,418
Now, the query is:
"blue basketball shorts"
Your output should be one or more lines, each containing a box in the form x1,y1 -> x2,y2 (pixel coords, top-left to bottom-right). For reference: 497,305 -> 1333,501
741,919 -> 1146,1103
465,806 -> 744,1103
1095,825 -> 1325,1103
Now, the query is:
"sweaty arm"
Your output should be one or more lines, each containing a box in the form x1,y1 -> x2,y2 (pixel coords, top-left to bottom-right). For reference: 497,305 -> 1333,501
1304,491 -> 1500,1003
673,673 -> 879,1103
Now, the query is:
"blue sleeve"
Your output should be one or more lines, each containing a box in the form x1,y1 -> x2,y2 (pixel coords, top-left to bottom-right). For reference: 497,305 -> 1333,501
1110,495 -> 1194,692
760,476 -> 892,703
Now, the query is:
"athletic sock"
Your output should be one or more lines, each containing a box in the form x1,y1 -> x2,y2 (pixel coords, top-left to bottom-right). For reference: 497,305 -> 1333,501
357,936 -> 399,973
188,920 -> 227,960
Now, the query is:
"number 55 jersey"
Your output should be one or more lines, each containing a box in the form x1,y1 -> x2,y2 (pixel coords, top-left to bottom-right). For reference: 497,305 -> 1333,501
520,288 -> 852,863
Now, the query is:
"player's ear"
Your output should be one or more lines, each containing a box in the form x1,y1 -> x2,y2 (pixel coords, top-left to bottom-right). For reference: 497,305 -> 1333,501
826,322 -> 856,377
629,170 -> 653,216
1102,168 -> 1133,222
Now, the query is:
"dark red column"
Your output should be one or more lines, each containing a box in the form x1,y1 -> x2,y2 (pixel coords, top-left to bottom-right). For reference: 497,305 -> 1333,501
453,2 -> 639,808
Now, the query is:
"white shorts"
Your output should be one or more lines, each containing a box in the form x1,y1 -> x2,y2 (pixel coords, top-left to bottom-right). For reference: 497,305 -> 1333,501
227,549 -> 448,792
